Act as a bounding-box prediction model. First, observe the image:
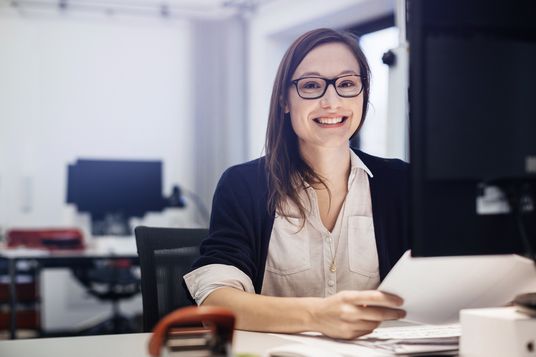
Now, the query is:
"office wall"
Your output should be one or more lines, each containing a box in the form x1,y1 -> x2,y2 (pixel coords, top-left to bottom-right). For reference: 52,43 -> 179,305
0,10 -> 195,330
191,17 -> 248,213
0,11 -> 194,230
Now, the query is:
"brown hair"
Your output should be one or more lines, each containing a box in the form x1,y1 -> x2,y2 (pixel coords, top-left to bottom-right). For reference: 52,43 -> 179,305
264,28 -> 371,222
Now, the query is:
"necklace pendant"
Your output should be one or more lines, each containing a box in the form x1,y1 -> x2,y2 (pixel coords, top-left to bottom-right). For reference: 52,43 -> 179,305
329,263 -> 336,273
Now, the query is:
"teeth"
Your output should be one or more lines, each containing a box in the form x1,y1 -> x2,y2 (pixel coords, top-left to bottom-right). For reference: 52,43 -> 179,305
316,116 -> 344,124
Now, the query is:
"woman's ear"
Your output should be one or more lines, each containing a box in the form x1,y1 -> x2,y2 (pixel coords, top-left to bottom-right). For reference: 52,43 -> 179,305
284,104 -> 290,114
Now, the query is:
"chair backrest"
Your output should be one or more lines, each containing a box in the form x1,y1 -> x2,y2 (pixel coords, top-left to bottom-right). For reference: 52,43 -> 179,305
134,226 -> 208,332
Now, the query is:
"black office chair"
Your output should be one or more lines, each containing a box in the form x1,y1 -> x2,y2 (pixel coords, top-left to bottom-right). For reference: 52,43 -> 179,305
72,258 -> 141,335
134,226 -> 207,332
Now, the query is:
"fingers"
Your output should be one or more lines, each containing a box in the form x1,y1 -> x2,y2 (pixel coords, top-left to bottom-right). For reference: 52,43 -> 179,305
321,319 -> 380,340
355,306 -> 406,322
340,290 -> 404,308
339,302 -> 405,323
344,318 -> 379,332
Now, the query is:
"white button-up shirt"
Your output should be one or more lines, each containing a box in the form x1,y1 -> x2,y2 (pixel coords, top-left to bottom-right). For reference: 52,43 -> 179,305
184,150 -> 379,304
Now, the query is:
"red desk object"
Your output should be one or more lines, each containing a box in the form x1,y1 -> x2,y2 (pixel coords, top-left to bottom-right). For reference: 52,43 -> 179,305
6,229 -> 85,250
148,306 -> 235,357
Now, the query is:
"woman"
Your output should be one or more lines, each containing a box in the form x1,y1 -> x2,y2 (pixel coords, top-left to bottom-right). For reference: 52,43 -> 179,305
184,28 -> 409,339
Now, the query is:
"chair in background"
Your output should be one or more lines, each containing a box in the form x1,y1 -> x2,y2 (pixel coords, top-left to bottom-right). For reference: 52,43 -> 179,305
134,226 -> 207,332
71,258 -> 141,335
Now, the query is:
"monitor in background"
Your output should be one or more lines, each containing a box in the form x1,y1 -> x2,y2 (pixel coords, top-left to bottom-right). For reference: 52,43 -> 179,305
407,0 -> 536,259
67,159 -> 166,236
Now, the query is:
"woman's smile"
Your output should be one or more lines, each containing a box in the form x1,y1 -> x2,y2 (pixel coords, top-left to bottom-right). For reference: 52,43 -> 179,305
312,115 -> 349,127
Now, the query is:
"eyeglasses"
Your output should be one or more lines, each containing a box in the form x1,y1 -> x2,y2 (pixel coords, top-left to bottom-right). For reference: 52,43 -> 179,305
290,74 -> 364,100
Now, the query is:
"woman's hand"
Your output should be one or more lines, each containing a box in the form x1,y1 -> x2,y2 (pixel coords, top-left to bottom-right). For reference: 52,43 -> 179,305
309,290 -> 406,339
203,288 -> 404,338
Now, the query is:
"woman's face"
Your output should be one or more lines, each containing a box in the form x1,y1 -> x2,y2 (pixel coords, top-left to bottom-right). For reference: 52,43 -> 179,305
286,42 -> 363,151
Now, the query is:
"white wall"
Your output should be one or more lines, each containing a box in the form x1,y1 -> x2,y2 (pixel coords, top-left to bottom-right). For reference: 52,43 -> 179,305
0,11 -> 194,231
0,9 -> 194,331
191,17 -> 248,212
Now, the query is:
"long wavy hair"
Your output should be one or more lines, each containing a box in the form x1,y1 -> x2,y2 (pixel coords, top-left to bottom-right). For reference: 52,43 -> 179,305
265,28 -> 371,223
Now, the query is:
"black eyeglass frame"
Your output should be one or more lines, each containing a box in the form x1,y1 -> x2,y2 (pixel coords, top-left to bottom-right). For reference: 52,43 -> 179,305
290,74 -> 365,100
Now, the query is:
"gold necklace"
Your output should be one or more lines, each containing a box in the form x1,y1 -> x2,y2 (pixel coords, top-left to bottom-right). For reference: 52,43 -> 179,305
328,238 -> 337,272
327,198 -> 347,273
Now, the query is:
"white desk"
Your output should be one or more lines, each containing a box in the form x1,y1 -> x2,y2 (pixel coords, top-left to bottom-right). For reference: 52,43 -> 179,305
0,331 -> 292,357
0,240 -> 139,339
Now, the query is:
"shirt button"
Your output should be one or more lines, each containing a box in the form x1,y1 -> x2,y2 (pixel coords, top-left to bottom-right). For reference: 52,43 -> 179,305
328,280 -> 335,287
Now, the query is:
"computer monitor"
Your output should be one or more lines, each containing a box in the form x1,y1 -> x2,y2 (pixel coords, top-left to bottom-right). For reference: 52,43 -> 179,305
407,0 -> 536,259
67,159 -> 166,235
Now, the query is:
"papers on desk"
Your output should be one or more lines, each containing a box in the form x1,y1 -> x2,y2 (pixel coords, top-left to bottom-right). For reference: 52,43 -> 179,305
378,250 -> 536,324
270,332 -> 392,357
352,323 -> 460,355
271,323 -> 461,356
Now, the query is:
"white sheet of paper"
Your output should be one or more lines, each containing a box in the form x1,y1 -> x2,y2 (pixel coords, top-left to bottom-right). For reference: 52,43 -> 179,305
270,326 -> 459,357
378,250 -> 536,324
269,333 -> 392,357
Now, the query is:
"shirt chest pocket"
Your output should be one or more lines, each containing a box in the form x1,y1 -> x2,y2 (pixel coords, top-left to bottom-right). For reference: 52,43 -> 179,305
347,216 -> 379,277
265,217 -> 311,275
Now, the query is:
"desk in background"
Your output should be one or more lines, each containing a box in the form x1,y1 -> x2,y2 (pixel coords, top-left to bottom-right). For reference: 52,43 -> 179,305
0,238 -> 139,339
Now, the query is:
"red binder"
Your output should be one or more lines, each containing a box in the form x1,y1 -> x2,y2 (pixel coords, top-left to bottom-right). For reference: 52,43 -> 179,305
6,229 -> 85,250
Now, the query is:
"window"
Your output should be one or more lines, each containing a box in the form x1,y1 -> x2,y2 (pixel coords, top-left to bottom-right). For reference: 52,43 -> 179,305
347,16 -> 402,158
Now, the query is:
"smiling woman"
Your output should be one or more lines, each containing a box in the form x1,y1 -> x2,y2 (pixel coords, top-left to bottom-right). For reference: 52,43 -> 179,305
183,28 -> 410,340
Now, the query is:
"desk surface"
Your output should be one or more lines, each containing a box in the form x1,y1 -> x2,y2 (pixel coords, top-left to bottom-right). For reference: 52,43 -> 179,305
0,331 -> 291,357
0,326 -> 464,357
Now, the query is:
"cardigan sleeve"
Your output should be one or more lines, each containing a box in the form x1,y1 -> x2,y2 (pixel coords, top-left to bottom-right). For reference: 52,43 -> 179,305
188,165 -> 261,284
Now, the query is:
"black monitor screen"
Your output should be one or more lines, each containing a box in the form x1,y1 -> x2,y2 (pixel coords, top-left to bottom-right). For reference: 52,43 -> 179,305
67,159 -> 164,220
425,35 -> 536,181
408,0 -> 536,257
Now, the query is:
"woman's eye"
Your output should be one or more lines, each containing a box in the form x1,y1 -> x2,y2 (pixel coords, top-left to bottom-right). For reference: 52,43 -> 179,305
338,80 -> 356,88
301,81 -> 321,89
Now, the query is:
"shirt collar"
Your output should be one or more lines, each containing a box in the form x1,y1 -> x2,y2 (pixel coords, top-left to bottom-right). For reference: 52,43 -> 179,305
350,149 -> 373,178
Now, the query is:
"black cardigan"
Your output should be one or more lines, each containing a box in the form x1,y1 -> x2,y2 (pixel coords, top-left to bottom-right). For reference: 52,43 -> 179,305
187,149 -> 409,295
